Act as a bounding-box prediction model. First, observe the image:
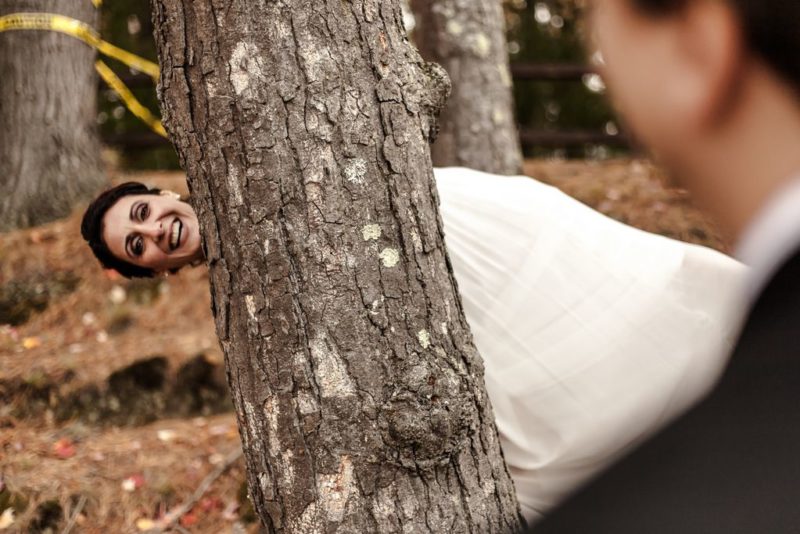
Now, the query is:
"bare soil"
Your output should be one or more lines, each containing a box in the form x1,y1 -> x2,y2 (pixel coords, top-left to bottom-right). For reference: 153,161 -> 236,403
0,160 -> 727,533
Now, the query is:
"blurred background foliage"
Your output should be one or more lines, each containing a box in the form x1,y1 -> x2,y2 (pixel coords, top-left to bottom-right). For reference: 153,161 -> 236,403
505,0 -> 622,158
97,1 -> 177,169
97,0 -> 621,169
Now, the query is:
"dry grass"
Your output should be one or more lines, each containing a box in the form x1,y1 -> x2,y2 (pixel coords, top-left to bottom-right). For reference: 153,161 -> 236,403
524,158 -> 728,252
2,415 -> 248,533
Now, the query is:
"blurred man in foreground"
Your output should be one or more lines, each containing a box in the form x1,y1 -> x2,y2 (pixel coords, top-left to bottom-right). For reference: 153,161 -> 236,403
534,0 -> 800,532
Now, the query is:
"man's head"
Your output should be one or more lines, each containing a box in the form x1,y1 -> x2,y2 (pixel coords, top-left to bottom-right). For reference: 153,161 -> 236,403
629,0 -> 800,92
588,0 -> 800,239
81,182 -> 203,278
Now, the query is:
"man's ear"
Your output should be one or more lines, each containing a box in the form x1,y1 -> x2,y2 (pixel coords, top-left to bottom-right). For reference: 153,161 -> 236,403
159,190 -> 181,200
680,0 -> 744,128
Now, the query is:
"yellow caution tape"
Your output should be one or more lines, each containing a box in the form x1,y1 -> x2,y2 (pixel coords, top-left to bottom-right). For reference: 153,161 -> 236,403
0,12 -> 159,80
0,12 -> 167,138
95,60 -> 167,138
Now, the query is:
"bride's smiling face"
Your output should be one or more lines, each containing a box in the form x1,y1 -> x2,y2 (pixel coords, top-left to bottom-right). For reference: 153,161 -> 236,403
102,193 -> 203,273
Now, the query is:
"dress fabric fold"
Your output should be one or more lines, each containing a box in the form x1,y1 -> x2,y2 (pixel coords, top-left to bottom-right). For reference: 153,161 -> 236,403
434,167 -> 747,522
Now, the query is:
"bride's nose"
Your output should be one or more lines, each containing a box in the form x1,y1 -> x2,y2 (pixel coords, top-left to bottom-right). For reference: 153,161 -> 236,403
138,220 -> 164,241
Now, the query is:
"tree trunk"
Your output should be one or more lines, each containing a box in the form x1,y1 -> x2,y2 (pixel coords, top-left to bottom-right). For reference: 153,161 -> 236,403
151,0 -> 522,532
0,0 -> 106,231
410,0 -> 522,175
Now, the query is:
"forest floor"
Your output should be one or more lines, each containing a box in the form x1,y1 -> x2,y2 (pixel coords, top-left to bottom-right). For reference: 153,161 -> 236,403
0,159 -> 726,533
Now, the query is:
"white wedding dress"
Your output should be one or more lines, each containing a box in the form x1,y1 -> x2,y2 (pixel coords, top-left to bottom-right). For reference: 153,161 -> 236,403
434,167 -> 747,523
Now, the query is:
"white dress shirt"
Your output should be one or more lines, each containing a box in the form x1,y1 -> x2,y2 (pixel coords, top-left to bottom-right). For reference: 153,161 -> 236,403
736,175 -> 800,301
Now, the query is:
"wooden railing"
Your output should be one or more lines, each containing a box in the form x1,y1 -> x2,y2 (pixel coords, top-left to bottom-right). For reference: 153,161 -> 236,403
510,63 -> 593,81
100,63 -> 630,150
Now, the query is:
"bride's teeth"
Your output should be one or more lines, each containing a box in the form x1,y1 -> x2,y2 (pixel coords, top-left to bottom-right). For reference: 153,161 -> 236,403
170,220 -> 180,249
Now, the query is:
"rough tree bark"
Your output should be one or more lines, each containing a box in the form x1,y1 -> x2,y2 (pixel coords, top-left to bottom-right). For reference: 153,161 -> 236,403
410,0 -> 522,175
0,0 -> 105,231
151,0 -> 522,532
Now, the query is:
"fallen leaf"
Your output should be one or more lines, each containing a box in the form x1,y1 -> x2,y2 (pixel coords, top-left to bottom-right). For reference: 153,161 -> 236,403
0,326 -> 14,340
109,285 -> 127,304
29,231 -> 44,244
53,438 -> 76,459
0,508 -> 15,529
200,496 -> 223,513
22,337 -> 41,350
209,424 -> 229,436
179,511 -> 198,527
156,429 -> 176,443
652,201 -> 667,213
135,518 -> 155,531
122,474 -> 145,492
222,501 -> 239,521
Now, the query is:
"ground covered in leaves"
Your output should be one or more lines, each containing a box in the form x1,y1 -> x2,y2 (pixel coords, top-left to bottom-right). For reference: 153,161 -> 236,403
0,160 -> 726,533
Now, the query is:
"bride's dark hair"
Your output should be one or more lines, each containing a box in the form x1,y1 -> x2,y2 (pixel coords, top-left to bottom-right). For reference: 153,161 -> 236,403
81,182 -> 162,279
633,0 -> 800,95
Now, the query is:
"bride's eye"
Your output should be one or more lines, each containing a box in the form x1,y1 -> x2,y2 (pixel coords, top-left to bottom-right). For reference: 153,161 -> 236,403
138,203 -> 149,221
132,236 -> 144,256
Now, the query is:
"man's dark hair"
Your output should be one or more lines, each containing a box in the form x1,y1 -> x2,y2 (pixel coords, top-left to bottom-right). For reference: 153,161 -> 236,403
632,0 -> 800,94
81,182 -> 161,279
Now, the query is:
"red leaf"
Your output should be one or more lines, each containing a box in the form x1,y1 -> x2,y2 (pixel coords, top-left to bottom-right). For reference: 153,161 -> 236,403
199,496 -> 222,513
179,511 -> 198,527
53,438 -> 76,459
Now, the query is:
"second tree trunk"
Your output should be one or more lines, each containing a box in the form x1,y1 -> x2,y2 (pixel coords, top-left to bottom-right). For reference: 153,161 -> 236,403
411,0 -> 523,175
0,0 -> 106,231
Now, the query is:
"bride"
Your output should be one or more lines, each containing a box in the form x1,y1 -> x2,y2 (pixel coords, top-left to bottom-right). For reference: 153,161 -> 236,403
80,166 -> 746,522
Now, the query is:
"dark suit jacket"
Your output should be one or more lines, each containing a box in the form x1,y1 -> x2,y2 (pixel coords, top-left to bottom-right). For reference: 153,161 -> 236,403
531,248 -> 800,533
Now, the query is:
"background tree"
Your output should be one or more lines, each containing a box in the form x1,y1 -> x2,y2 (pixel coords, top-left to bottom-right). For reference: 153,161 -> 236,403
151,0 -> 522,532
0,0 -> 106,231
410,0 -> 523,174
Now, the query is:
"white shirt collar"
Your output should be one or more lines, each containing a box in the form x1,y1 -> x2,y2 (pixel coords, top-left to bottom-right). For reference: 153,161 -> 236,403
735,175 -> 800,301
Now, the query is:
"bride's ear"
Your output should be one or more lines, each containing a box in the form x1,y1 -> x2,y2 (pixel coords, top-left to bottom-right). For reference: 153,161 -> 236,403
159,190 -> 181,200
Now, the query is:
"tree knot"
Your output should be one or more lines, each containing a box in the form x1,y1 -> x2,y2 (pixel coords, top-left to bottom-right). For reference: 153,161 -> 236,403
418,61 -> 452,142
378,390 -> 475,471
